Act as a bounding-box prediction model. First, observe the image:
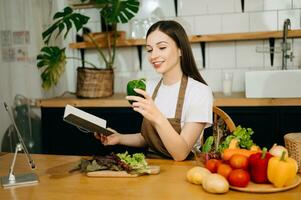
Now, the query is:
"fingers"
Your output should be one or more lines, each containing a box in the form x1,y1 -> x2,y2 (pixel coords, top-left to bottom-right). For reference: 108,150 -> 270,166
94,133 -> 108,145
94,132 -> 101,140
132,106 -> 146,115
126,90 -> 155,117
133,88 -> 148,97
132,101 -> 149,110
126,95 -> 146,104
126,88 -> 150,101
100,134 -> 107,143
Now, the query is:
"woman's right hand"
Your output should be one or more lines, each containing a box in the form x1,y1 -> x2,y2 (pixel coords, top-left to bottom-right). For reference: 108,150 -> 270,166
94,128 -> 121,146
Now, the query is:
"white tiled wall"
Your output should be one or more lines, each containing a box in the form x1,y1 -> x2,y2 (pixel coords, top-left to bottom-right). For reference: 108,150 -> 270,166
245,0 -> 264,12
69,0 -> 301,93
207,0 -> 237,14
249,11 -> 278,32
178,0 -> 207,16
207,42 -> 236,69
293,39 -> 301,68
236,41 -> 264,68
293,0 -> 301,8
222,13 -> 249,33
264,0 -> 292,11
194,15 -> 222,34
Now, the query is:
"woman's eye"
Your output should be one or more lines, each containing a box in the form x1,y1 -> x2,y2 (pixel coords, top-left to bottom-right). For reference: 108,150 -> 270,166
146,49 -> 152,53
159,47 -> 166,50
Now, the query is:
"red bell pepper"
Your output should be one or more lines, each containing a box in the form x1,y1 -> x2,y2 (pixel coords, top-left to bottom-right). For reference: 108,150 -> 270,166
248,147 -> 273,183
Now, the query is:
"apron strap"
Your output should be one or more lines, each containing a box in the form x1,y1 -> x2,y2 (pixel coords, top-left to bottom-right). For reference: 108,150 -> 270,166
152,79 -> 162,99
175,76 -> 188,120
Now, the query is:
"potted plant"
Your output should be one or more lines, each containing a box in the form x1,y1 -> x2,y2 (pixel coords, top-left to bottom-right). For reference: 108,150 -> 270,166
36,0 -> 140,98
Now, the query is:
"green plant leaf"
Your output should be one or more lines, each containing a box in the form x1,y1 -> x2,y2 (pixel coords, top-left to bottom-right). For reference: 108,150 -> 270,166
42,23 -> 59,45
70,14 -> 86,31
63,19 -> 72,38
96,0 -> 140,24
53,7 -> 73,19
57,23 -> 65,39
42,7 -> 89,45
36,47 -> 67,90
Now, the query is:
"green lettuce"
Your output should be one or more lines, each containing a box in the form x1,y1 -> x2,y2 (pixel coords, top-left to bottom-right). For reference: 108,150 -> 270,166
116,151 -> 150,174
218,125 -> 255,152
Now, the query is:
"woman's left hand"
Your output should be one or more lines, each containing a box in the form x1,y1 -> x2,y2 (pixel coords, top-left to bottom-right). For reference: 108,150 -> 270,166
126,88 -> 163,124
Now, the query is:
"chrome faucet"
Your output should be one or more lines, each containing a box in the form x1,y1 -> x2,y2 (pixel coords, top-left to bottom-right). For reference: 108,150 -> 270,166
282,18 -> 294,70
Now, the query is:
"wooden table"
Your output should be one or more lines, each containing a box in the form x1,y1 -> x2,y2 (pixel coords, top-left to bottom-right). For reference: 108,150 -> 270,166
1,153 -> 300,200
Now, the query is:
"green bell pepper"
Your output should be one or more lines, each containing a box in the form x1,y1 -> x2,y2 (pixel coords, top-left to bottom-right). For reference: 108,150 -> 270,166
126,78 -> 146,104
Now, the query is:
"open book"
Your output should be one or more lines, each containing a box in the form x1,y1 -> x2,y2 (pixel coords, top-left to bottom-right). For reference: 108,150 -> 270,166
63,104 -> 114,136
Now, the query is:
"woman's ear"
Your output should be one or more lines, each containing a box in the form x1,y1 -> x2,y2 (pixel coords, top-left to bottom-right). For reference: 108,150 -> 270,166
178,49 -> 182,56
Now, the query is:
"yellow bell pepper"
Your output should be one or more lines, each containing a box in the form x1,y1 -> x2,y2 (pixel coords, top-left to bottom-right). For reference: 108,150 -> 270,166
267,151 -> 298,187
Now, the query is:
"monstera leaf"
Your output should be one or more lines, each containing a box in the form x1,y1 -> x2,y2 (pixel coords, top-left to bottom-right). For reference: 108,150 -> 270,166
96,0 -> 140,24
36,47 -> 67,90
42,7 -> 89,45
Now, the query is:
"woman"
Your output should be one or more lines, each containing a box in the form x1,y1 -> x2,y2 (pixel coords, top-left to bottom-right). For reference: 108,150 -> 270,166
95,20 -> 213,161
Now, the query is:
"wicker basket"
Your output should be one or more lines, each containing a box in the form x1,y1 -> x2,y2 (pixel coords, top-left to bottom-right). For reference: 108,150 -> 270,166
284,132 -> 301,173
76,67 -> 114,98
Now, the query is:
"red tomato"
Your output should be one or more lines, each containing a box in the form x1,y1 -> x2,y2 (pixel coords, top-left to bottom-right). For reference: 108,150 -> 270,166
205,159 -> 222,173
217,163 -> 232,179
229,154 -> 249,170
228,169 -> 250,187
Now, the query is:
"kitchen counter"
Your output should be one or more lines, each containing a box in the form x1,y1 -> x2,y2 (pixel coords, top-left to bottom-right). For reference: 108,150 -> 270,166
37,93 -> 301,155
36,92 -> 301,107
0,153 -> 300,200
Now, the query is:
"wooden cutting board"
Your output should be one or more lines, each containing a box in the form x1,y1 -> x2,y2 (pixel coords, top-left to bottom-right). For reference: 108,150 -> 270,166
86,165 -> 160,177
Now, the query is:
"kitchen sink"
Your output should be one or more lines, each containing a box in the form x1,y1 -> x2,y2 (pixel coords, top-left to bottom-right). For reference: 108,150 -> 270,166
245,70 -> 301,98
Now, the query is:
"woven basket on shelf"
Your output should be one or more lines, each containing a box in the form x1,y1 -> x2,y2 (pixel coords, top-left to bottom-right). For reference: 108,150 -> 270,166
284,132 -> 301,173
76,67 -> 114,98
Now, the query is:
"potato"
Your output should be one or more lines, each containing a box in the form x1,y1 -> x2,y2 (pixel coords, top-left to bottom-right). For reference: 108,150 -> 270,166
186,166 -> 211,185
202,173 -> 229,194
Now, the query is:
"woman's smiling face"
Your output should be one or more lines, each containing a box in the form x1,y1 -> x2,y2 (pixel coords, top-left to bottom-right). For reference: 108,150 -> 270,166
146,30 -> 181,75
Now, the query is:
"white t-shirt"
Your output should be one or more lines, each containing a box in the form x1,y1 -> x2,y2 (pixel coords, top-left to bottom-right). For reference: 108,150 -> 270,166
146,77 -> 213,129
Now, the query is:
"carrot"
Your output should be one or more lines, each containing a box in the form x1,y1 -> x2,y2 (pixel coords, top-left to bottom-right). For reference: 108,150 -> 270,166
222,148 -> 259,161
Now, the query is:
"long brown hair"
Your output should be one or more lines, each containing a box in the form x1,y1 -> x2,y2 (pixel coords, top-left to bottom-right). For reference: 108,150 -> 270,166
146,20 -> 207,85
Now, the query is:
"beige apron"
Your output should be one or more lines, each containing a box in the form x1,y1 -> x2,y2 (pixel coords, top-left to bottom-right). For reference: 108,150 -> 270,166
141,76 -> 188,158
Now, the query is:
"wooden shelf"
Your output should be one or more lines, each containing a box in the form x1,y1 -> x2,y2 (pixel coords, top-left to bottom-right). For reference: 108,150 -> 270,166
69,29 -> 301,49
189,29 -> 301,42
69,38 -> 145,49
